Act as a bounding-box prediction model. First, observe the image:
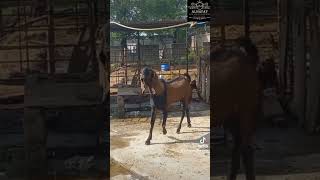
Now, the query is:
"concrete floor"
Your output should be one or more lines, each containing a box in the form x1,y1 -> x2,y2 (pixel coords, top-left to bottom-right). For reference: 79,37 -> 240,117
110,102 -> 210,180
212,126 -> 320,180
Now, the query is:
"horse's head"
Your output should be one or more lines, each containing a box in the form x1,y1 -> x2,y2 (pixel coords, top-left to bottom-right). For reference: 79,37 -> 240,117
236,36 -> 259,65
140,67 -> 158,93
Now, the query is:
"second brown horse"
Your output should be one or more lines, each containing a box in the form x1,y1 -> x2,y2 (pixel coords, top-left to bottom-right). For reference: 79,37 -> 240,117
212,37 -> 262,180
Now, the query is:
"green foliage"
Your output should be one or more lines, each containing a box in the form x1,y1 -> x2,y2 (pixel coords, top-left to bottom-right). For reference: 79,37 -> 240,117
110,0 -> 187,43
111,0 -> 186,22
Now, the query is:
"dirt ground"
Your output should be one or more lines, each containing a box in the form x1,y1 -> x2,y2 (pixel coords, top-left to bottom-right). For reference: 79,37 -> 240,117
110,101 -> 210,180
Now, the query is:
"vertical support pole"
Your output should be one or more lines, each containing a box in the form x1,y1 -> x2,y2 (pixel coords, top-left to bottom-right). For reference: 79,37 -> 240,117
89,0 -> 98,74
292,0 -> 306,126
18,1 -> 23,72
24,6 -> 30,72
137,31 -> 141,70
0,8 -> 2,38
279,0 -> 288,97
76,0 -> 79,32
186,27 -> 189,73
48,0 -> 55,74
243,0 -> 250,38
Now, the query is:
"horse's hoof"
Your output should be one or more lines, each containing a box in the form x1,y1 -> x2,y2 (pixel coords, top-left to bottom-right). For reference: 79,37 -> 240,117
163,129 -> 167,135
188,124 -> 192,128
145,140 -> 151,145
176,129 -> 180,134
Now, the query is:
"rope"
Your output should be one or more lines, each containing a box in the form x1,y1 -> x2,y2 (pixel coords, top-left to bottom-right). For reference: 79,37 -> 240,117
110,21 -> 198,31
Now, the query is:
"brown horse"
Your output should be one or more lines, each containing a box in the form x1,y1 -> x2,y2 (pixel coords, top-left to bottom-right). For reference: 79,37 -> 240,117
140,68 -> 201,145
212,37 -> 262,180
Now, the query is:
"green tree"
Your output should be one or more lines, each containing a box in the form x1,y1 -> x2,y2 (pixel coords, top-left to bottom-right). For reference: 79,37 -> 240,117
110,0 -> 187,45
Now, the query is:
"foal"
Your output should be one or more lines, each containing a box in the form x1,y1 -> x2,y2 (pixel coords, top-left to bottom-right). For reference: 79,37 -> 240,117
140,68 -> 198,145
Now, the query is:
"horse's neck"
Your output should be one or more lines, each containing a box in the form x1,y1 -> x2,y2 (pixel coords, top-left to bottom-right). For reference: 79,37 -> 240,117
151,79 -> 165,96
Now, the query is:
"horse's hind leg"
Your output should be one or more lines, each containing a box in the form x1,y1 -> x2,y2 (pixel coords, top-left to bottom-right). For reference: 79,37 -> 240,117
177,103 -> 186,133
241,136 -> 256,180
228,129 -> 241,180
186,105 -> 191,127
162,111 -> 168,135
145,107 -> 156,145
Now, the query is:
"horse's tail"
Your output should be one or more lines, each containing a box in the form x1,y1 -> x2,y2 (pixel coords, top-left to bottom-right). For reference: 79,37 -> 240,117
190,80 -> 203,101
183,73 -> 203,100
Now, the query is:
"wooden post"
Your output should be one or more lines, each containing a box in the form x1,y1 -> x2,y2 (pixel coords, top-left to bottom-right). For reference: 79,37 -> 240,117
279,0 -> 288,96
24,7 -> 30,72
243,0 -> 250,38
206,64 -> 210,103
186,27 -> 189,73
292,0 -> 306,125
89,0 -> 98,74
0,8 -> 2,37
137,32 -> 141,69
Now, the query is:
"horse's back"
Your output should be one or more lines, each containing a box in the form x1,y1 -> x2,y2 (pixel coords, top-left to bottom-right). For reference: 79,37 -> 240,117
166,76 -> 192,105
212,49 -> 261,129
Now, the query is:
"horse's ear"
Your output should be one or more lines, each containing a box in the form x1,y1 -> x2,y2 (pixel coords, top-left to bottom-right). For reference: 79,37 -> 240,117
151,71 -> 156,78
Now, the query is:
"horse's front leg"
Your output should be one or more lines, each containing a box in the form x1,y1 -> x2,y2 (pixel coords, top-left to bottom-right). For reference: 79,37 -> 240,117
162,110 -> 168,135
145,107 -> 156,145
